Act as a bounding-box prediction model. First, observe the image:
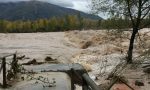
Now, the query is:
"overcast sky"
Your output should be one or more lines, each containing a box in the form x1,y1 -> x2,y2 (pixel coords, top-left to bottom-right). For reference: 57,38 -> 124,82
0,0 -> 107,18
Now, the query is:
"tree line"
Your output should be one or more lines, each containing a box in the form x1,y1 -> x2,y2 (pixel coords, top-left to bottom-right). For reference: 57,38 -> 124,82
0,14 -> 149,33
0,15 -> 99,33
100,17 -> 150,30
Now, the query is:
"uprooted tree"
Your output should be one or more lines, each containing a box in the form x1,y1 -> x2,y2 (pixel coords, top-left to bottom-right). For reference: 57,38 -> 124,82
91,0 -> 150,63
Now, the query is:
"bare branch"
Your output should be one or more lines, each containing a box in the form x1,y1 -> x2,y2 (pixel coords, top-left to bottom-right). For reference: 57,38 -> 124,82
125,0 -> 135,26
141,8 -> 150,20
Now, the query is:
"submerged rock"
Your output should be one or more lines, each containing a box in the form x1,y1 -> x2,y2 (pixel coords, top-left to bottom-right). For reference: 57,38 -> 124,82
17,55 -> 25,60
80,41 -> 92,49
45,56 -> 59,63
22,59 -> 44,65
135,80 -> 144,86
143,67 -> 150,74
22,59 -> 37,65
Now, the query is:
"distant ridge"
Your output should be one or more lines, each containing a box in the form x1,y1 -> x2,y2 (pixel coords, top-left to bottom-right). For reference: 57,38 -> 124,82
0,1 -> 102,20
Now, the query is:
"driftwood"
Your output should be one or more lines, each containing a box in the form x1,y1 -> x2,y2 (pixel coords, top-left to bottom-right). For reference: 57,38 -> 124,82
106,60 -> 135,90
107,75 -> 134,90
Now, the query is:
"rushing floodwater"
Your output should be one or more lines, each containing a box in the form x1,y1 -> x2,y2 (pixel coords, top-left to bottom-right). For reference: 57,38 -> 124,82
0,32 -> 79,63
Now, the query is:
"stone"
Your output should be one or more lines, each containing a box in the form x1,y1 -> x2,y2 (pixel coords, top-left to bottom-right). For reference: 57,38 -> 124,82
45,56 -> 59,63
135,80 -> 144,86
17,55 -> 25,60
22,59 -> 37,65
80,41 -> 92,49
143,67 -> 150,74
45,56 -> 55,61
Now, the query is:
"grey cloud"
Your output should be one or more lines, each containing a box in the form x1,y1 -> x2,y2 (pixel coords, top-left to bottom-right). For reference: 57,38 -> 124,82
0,0 -> 28,2
46,0 -> 74,7
0,0 -> 74,7
0,0 -> 91,13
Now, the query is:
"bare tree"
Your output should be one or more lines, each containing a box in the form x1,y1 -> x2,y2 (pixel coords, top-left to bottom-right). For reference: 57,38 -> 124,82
91,0 -> 150,63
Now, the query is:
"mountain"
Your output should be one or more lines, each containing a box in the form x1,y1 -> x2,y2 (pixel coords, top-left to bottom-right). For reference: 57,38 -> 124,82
0,1 -> 102,20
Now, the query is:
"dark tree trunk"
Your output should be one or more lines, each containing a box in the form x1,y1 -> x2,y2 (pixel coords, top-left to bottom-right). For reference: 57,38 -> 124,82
127,28 -> 138,63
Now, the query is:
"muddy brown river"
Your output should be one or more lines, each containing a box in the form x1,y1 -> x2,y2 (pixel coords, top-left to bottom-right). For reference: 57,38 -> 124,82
0,32 -> 80,63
